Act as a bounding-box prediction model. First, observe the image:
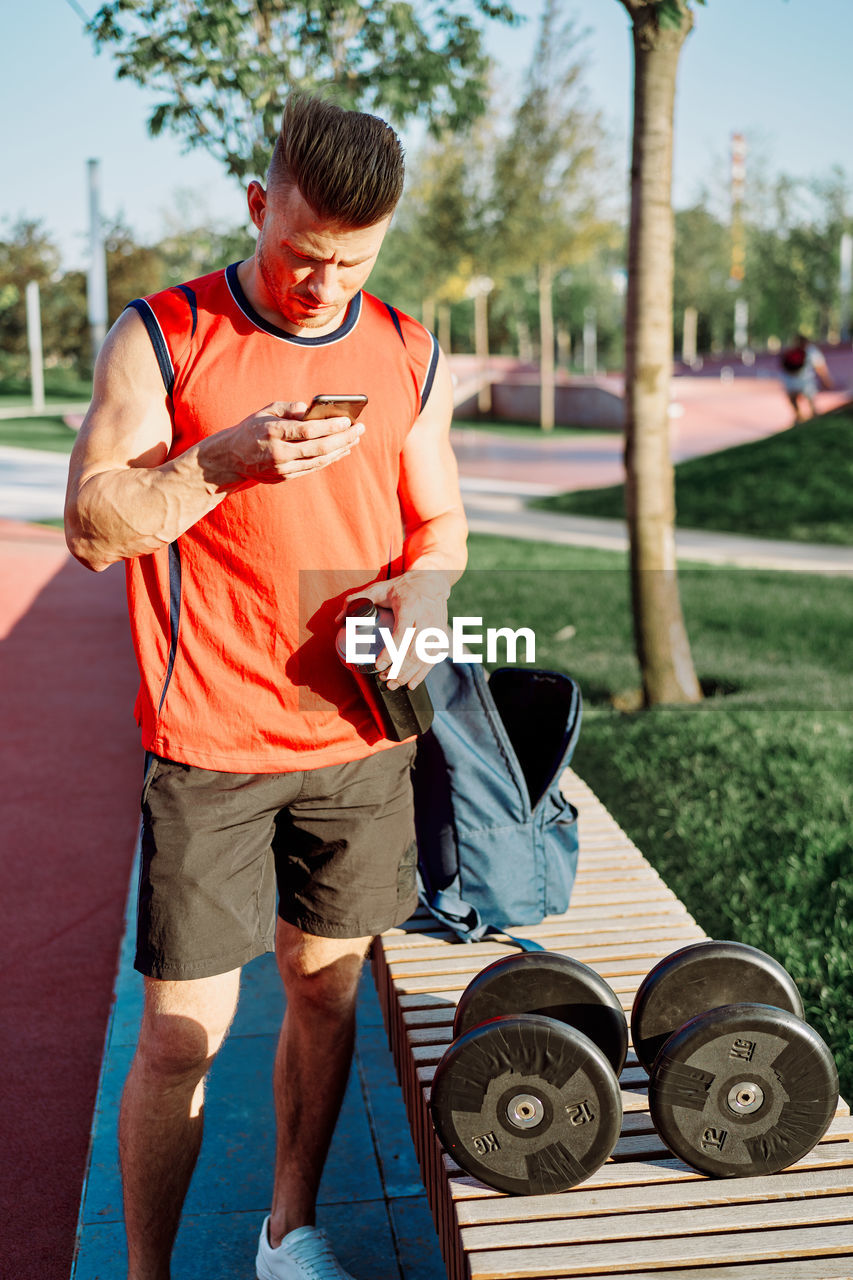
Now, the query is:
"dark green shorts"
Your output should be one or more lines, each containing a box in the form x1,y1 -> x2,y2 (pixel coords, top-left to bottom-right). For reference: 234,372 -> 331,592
136,743 -> 418,980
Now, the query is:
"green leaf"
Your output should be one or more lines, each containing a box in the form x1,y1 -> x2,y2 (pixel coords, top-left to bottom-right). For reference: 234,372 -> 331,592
83,0 -> 520,181
654,0 -> 697,29
149,101 -> 170,135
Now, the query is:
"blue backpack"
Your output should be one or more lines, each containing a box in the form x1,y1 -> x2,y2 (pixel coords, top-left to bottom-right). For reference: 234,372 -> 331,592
412,661 -> 582,948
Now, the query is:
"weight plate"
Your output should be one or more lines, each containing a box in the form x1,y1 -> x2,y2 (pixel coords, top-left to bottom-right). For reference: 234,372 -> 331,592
648,1002 -> 839,1178
431,1013 -> 623,1195
454,952 -> 628,1076
631,940 -> 803,1075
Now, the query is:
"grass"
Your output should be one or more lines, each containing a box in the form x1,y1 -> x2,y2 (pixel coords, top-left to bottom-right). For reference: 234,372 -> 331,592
0,370 -> 92,402
531,408 -> 853,546
0,373 -> 89,453
453,533 -> 853,1100
452,417 -> 608,440
0,395 -> 88,408
0,415 -> 79,453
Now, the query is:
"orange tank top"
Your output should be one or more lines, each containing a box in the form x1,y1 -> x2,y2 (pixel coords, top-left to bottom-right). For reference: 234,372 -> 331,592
125,264 -> 439,772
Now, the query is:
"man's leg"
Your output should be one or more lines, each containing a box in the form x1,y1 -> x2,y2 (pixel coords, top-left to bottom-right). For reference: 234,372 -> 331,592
267,922 -> 371,1245
119,968 -> 241,1280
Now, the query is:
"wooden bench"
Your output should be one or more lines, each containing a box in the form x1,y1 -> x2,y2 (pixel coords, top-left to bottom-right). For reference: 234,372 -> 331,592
371,769 -> 853,1280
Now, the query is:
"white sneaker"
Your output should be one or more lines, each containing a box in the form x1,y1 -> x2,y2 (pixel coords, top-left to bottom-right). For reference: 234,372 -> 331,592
256,1219 -> 357,1280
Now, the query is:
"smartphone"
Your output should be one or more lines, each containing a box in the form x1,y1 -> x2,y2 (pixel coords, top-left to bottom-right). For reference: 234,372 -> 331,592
303,394 -> 368,423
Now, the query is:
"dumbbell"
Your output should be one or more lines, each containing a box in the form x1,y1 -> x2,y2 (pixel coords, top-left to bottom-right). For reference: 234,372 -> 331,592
631,940 -> 839,1178
430,952 -> 627,1195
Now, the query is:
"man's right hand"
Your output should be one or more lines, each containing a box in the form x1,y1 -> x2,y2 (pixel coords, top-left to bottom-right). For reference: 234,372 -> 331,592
214,401 -> 364,486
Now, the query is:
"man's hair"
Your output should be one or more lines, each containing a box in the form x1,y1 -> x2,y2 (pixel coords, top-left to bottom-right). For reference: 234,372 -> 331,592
267,95 -> 404,227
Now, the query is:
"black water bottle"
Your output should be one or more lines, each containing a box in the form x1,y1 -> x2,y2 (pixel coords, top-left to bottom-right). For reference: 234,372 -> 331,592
335,597 -> 434,741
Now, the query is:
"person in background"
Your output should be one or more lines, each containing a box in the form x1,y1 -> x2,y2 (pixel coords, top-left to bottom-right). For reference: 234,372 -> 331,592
779,333 -> 834,424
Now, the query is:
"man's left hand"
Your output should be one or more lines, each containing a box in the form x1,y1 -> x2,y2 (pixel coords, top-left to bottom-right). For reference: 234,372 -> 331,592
340,571 -> 452,689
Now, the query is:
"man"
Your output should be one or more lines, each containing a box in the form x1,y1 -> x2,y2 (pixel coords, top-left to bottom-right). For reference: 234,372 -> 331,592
65,95 -> 467,1280
779,332 -> 834,424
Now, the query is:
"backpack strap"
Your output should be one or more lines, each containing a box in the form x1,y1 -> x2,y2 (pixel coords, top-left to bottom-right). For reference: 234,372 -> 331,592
424,886 -> 545,952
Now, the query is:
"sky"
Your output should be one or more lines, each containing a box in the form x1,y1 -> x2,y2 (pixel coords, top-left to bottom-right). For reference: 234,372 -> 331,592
1,0 -> 850,271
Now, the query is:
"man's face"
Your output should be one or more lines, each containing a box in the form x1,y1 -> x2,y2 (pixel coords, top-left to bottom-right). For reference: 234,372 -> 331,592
248,181 -> 391,334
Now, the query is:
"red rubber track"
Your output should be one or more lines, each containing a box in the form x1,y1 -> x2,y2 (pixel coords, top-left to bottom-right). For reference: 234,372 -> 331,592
0,520 -> 141,1279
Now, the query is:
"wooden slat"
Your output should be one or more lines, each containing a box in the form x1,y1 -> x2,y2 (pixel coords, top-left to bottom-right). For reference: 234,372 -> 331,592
447,1139 -> 853,1203
465,1223 -> 853,1278
370,767 -> 852,1280
398,971 -> 644,1001
381,916 -> 702,951
438,1112 -> 853,1176
543,1263 -> 853,1280
417,1054 -> 645,1085
460,1191 -> 853,1251
386,932 -> 701,978
454,1152 -> 853,1221
394,950 -> 694,982
385,925 -> 692,970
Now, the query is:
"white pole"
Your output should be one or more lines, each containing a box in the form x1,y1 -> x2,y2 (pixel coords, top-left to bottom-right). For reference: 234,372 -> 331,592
583,306 -> 597,376
25,282 -> 45,414
438,303 -> 451,356
734,297 -> 749,351
465,276 -> 494,415
538,262 -> 555,431
840,232 -> 852,344
87,159 -> 109,365
682,306 -> 698,366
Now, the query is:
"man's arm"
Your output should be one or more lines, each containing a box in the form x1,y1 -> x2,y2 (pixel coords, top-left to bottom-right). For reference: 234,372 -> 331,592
399,347 -> 468,584
346,348 -> 468,688
65,308 -> 365,572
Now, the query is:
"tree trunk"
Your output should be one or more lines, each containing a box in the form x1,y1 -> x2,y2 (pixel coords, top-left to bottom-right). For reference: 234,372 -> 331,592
622,3 -> 702,705
539,261 -> 555,431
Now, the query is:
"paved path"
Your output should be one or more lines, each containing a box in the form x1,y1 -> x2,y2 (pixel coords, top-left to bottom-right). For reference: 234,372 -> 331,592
450,378 -> 850,492
461,485 -> 853,574
0,445 -> 72,521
